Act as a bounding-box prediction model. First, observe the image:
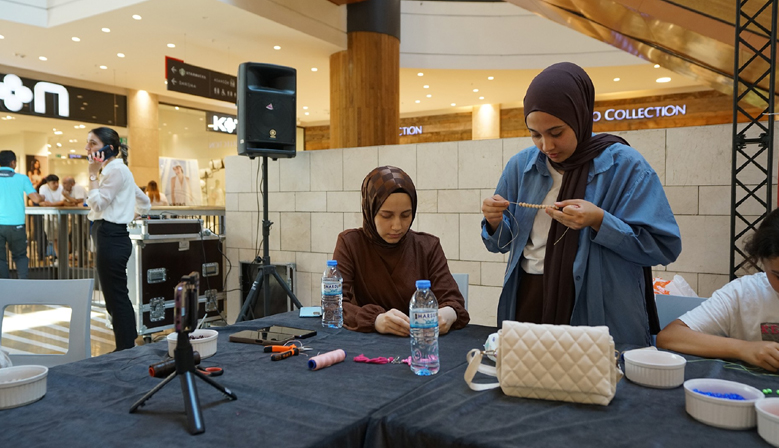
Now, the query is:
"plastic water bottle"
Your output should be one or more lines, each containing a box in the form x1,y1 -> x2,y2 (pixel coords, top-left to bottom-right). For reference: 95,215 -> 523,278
321,260 -> 343,328
409,279 -> 439,376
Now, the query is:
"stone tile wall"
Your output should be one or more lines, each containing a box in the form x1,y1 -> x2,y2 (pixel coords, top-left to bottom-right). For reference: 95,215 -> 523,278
224,123 -> 774,326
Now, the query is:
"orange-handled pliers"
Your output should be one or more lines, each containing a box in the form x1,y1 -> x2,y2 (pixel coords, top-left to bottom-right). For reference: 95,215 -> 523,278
264,345 -> 297,353
269,346 -> 299,361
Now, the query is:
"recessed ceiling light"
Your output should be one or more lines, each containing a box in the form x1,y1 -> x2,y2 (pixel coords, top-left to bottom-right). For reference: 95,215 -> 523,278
473,89 -> 479,92
72,37 -> 80,42
39,56 -> 47,61
102,28 -> 110,33
46,151 -> 52,155
175,107 -> 179,110
0,35 -> 4,39
656,77 -> 671,83
613,77 -> 620,82
426,94 -> 431,98
488,76 -> 494,80
303,106 -> 308,110
117,53 -> 125,58
56,143 -> 62,147
654,64 -> 660,68
54,131 -> 63,135
74,125 -> 79,129
311,67 -> 318,72
451,103 -> 456,106
417,72 -> 424,77
99,65 -> 107,69
423,85 -> 429,89
79,125 -> 85,128
167,43 -> 176,48
163,123 -> 167,126
273,45 -> 281,50
304,112 -> 309,115
132,14 -> 142,20
70,149 -> 76,153
415,100 -> 420,103
479,96 -> 484,100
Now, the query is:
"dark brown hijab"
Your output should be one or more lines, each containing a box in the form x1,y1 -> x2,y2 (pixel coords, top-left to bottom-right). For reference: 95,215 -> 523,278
361,166 -> 418,248
523,62 -> 629,325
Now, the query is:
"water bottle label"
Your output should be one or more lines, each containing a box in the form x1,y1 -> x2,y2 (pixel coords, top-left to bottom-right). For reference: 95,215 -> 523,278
322,282 -> 341,296
411,310 -> 437,328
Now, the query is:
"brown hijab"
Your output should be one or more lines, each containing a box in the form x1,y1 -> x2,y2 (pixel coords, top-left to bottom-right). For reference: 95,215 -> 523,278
361,166 -> 418,248
523,62 -> 629,325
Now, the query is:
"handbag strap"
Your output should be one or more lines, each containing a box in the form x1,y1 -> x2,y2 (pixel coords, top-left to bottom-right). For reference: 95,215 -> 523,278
464,349 -> 500,391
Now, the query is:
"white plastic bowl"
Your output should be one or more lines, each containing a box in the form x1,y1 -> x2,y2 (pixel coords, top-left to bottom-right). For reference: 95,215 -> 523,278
167,329 -> 219,359
757,398 -> 779,446
623,349 -> 686,388
684,378 -> 764,429
0,365 -> 48,410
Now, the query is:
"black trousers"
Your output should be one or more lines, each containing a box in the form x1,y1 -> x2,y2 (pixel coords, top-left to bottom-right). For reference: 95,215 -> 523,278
92,220 -> 137,350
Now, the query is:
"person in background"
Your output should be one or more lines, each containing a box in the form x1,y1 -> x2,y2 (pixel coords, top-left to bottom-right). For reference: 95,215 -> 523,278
146,180 -> 169,206
39,174 -> 66,207
86,127 -> 151,351
0,150 -> 44,278
333,166 -> 469,336
658,209 -> 779,372
170,162 -> 191,206
481,62 -> 681,346
27,158 -> 43,189
62,176 -> 87,206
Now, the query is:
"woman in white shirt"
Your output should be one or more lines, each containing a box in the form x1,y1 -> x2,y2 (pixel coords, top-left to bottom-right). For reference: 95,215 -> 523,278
86,127 -> 151,351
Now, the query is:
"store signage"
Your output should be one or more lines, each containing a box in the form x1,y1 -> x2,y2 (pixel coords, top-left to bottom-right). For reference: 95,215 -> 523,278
166,57 -> 237,103
593,104 -> 687,122
0,72 -> 127,126
400,126 -> 423,136
206,111 -> 238,134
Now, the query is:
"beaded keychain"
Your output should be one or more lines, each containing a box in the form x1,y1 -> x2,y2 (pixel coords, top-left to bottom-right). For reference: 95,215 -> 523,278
496,201 -> 568,249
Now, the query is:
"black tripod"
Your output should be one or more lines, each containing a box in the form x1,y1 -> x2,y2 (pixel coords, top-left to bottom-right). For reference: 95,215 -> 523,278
130,274 -> 237,435
236,156 -> 302,322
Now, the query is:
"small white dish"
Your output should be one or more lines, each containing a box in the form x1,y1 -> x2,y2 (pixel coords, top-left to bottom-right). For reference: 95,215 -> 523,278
757,398 -> 779,446
0,365 -> 48,410
684,378 -> 764,429
167,329 -> 219,359
623,349 -> 686,388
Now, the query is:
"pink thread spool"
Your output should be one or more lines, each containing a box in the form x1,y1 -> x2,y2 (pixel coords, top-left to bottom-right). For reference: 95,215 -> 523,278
309,349 -> 346,370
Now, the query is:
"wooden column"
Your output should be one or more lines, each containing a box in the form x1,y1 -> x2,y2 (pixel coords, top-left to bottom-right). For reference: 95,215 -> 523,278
127,89 -> 160,185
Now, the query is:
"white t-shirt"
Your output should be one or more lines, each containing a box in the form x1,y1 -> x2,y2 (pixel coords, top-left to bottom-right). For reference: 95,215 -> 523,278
521,157 -> 563,274
39,183 -> 64,203
68,184 -> 87,200
680,272 -> 779,342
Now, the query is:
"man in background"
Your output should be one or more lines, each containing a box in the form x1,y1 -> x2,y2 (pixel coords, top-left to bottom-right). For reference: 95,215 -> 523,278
62,176 -> 87,206
0,150 -> 43,278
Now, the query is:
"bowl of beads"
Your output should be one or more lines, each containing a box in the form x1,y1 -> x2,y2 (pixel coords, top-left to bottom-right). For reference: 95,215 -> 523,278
167,329 -> 219,359
623,349 -> 686,388
683,378 -> 764,429
756,397 -> 779,446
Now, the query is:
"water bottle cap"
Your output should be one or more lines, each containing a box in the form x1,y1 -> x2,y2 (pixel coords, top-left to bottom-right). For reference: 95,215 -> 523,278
327,260 -> 337,267
416,280 -> 431,289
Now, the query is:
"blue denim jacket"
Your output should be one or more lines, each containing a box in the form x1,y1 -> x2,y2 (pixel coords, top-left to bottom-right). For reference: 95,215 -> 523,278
481,142 -> 682,345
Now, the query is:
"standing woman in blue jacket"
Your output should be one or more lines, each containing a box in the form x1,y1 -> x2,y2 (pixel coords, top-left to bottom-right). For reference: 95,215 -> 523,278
481,62 -> 681,345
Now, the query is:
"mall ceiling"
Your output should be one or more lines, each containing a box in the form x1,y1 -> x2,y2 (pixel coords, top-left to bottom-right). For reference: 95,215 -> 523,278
0,0 -> 710,145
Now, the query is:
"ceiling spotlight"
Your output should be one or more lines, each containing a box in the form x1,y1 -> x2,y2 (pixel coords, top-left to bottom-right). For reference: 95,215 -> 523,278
656,77 -> 671,83
479,96 -> 484,100
303,106 -> 308,110
473,89 -> 479,92
451,103 -> 456,107
175,106 -> 179,110
54,131 -> 63,135
613,77 -> 620,82
426,94 -> 431,98
99,65 -> 107,69
79,124 -> 85,128
70,149 -> 76,153
488,76 -> 494,80
311,67 -> 318,72
102,28 -> 110,33
423,85 -> 429,89
304,112 -> 309,115
0,35 -> 4,39
56,143 -> 62,147
72,37 -> 80,42
417,72 -> 424,77
654,64 -> 660,68
167,43 -> 176,48
273,45 -> 281,50
46,151 -> 52,155
132,14 -> 142,20
117,53 -> 125,58
39,56 -> 47,61
415,100 -> 420,103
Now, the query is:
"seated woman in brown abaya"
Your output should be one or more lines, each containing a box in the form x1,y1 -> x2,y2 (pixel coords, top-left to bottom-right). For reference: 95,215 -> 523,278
332,166 -> 470,336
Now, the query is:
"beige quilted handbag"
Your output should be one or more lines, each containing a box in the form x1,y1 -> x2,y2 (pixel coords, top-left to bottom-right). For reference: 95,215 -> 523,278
464,321 -> 622,406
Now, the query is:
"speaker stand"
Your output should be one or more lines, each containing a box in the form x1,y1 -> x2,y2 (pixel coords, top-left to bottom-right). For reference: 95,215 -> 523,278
236,156 -> 302,322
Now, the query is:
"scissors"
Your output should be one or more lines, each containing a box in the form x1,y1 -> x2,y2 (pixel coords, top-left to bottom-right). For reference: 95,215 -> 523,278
196,365 -> 224,376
